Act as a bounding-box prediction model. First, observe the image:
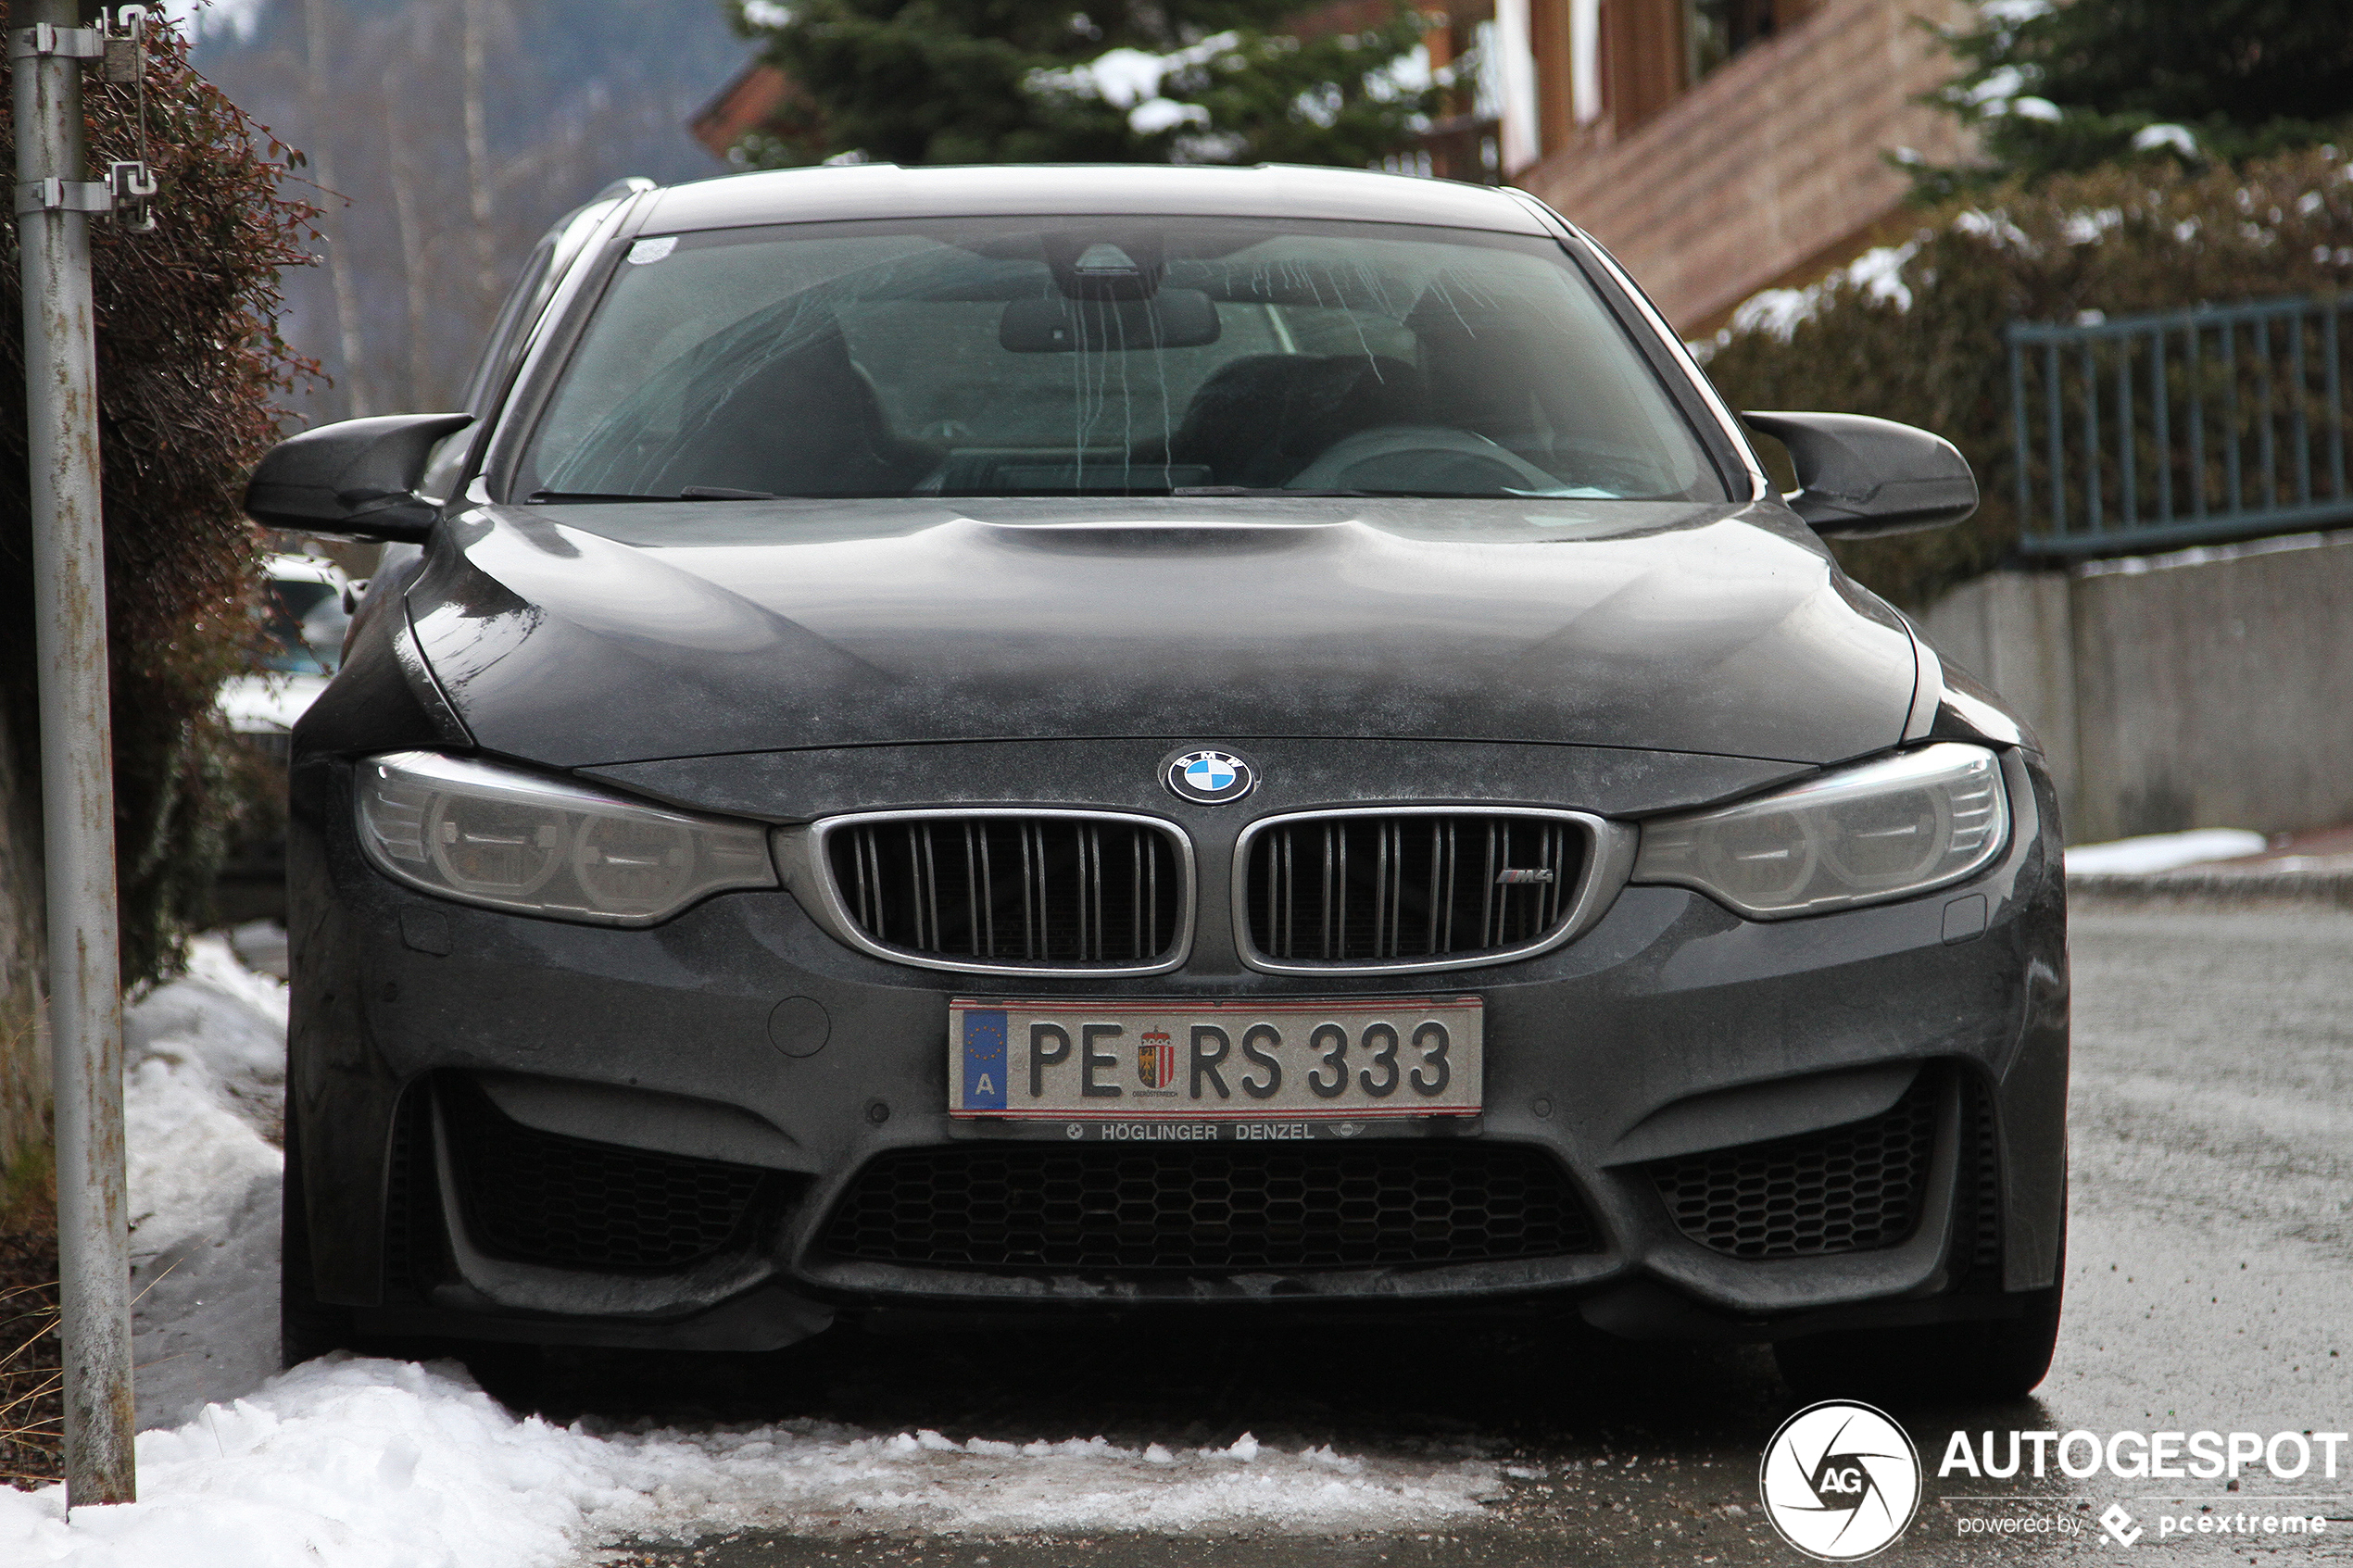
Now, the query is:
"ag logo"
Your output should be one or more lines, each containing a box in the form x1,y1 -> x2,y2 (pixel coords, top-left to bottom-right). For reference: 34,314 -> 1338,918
1758,1400 -> 1921,1561
1164,747 -> 1255,804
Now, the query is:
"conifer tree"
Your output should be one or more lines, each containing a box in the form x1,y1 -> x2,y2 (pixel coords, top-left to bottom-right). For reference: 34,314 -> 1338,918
725,0 -> 1443,169
1922,0 -> 2353,192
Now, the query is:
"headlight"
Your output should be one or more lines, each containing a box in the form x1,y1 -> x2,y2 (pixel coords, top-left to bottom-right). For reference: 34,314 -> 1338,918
1630,743 -> 2009,919
357,750 -> 775,924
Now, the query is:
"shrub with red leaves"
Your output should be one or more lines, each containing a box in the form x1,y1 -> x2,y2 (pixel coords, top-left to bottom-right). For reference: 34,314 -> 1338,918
0,6 -> 320,987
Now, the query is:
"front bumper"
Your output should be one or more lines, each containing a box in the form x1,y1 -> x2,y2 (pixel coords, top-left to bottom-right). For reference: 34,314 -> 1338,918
285,743 -> 2067,1351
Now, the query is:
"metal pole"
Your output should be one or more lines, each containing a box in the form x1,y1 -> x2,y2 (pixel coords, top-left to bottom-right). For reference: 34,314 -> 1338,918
14,0 -> 136,1505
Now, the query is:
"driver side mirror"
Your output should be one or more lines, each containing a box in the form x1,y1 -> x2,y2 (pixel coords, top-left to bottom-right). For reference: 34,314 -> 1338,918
1740,411 -> 1977,537
244,412 -> 476,542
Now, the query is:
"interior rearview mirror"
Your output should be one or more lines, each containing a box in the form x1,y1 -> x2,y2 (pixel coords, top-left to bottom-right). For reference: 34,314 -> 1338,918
1741,410 -> 1978,537
1000,290 -> 1221,353
244,412 -> 477,542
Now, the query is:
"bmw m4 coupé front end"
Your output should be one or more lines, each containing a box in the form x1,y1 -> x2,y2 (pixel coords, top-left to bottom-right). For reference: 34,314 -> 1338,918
258,164 -> 2067,1399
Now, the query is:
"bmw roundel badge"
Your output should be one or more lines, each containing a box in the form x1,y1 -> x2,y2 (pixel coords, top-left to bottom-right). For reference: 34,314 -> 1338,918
1165,748 -> 1256,804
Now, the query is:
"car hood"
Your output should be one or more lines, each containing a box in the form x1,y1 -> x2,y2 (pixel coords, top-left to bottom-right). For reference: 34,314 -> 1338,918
403,497 -> 1921,770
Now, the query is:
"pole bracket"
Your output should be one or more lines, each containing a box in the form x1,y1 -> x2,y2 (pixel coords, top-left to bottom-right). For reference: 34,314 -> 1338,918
8,23 -> 107,60
16,177 -> 114,217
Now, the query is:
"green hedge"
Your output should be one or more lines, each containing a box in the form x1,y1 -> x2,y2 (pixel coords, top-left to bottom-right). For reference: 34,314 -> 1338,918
1698,144 -> 2353,609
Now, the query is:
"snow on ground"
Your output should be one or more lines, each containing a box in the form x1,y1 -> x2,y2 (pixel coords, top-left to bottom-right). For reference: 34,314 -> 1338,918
1,937 -> 1500,1567
3,1359 -> 1494,1568
123,937 -> 289,1429
2064,827 -> 2269,875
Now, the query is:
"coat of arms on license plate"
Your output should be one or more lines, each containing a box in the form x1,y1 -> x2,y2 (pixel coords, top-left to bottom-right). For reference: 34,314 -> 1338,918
1137,1029 -> 1176,1089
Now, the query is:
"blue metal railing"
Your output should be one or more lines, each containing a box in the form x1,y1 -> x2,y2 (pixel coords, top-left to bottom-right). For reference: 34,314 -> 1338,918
2007,295 -> 2353,556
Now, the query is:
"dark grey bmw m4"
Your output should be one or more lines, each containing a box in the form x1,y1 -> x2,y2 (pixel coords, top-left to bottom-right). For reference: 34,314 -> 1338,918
256,163 -> 2067,1399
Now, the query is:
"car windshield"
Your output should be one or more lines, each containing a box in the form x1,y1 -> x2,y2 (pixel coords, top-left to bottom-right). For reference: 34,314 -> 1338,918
258,576 -> 346,675
516,216 -> 1727,503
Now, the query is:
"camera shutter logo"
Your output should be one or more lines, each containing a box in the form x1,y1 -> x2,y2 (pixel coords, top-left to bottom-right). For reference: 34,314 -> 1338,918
1758,1400 -> 1922,1561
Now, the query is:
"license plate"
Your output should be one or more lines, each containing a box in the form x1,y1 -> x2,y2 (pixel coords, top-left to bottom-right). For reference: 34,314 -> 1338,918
948,997 -> 1483,1120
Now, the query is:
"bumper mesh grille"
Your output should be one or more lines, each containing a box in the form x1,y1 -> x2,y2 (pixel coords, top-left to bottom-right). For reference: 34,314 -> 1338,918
1960,1072 -> 2002,1283
822,1142 -> 1599,1273
1242,812 -> 1585,965
1650,1074 -> 1940,1261
825,815 -> 1184,966
381,1085 -> 436,1297
443,1080 -> 780,1273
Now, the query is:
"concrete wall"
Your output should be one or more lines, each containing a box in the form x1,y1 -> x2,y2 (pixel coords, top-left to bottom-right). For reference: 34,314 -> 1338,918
1918,532 -> 2353,844
1517,0 -> 1974,332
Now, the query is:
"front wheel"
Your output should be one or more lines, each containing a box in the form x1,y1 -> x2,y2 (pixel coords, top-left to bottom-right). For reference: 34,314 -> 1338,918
1773,1282 -> 2062,1406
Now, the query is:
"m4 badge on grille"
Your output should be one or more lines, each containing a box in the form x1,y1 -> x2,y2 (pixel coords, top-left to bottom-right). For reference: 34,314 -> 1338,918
1496,868 -> 1555,884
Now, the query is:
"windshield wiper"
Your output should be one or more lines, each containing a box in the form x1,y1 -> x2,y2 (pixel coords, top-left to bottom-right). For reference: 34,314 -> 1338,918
522,487 -> 779,503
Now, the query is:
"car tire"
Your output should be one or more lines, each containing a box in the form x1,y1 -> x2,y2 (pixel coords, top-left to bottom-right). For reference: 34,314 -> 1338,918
1773,1280 -> 2063,1406
280,1107 -> 361,1368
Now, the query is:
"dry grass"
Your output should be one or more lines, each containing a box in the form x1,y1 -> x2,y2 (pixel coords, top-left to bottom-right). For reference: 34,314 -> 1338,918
0,1146 -> 62,1487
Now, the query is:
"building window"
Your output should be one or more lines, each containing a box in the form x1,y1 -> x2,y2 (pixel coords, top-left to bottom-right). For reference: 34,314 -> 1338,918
1686,0 -> 1780,83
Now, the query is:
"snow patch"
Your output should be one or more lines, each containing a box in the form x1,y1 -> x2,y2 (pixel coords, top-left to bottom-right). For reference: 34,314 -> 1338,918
121,940 -> 289,1429
2133,123 -> 2198,157
1954,208 -> 2032,250
2065,829 -> 2270,875
1726,241 -> 1919,341
2,938 -> 1502,1563
2059,207 -> 2124,245
1029,34 -> 1241,133
0,1361 -> 1494,1565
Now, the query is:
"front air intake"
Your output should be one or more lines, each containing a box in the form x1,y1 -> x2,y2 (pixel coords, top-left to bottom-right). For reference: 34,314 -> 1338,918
1648,1073 -> 1942,1261
822,1141 -> 1601,1273
1238,808 -> 1609,972
439,1078 -> 790,1273
811,810 -> 1191,974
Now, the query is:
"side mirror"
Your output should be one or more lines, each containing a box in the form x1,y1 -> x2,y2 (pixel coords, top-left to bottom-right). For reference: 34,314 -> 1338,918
244,412 -> 476,542
1741,411 -> 1977,537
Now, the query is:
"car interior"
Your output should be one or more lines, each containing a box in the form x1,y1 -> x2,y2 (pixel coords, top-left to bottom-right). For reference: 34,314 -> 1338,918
523,220 -> 1723,505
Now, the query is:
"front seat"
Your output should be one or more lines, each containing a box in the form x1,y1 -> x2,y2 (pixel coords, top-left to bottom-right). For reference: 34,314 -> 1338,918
1166,353 -> 1426,487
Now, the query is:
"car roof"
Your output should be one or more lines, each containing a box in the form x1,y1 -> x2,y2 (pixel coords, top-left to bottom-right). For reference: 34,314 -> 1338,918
639,163 -> 1557,238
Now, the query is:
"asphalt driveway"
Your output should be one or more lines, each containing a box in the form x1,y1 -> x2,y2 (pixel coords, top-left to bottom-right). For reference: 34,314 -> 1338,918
570,898 -> 2353,1566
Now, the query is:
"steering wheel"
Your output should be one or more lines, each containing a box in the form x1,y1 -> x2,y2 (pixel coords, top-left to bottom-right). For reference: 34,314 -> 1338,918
1284,424 -> 1567,495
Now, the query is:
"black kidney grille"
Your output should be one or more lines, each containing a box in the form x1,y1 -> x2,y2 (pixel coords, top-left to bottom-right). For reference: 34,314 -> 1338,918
441,1079 -> 783,1273
828,816 -> 1184,965
822,1142 -> 1599,1273
1650,1074 -> 1940,1261
1245,813 -> 1585,964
